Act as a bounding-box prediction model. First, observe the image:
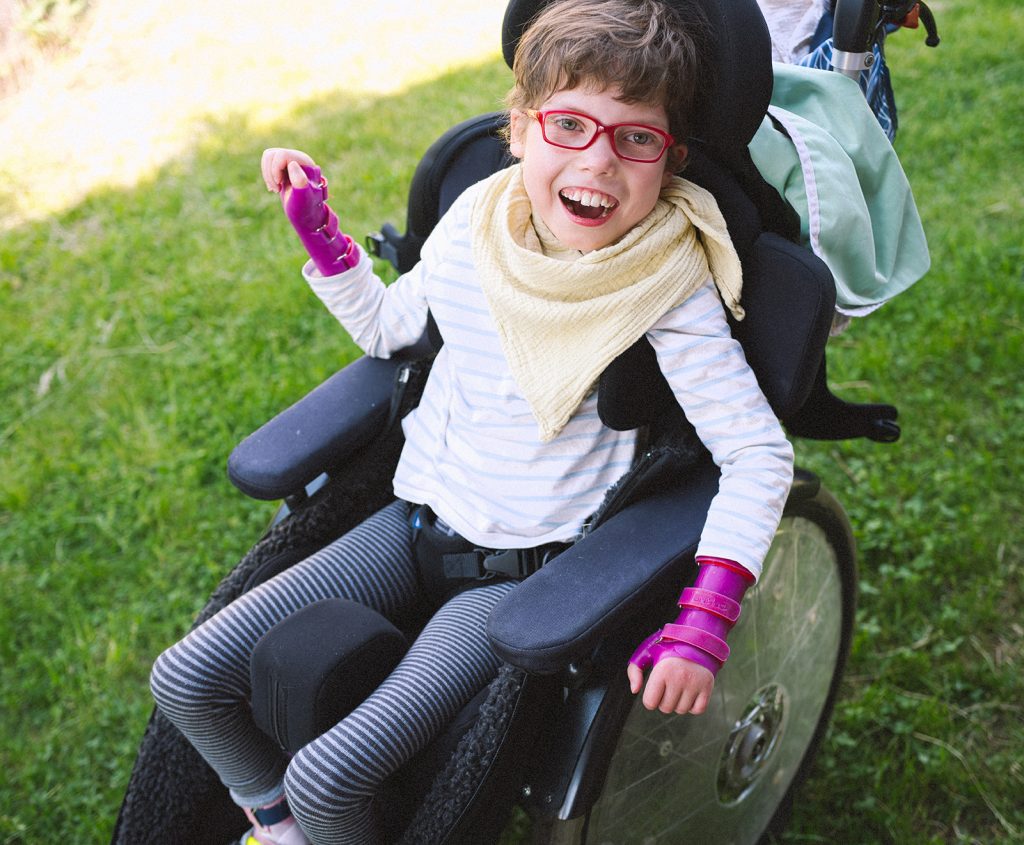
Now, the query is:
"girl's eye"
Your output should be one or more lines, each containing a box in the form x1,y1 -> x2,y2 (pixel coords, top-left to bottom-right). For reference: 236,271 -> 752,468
622,130 -> 656,146
552,116 -> 583,132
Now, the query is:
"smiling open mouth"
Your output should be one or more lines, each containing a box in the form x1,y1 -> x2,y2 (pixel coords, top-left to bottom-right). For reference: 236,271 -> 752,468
559,188 -> 618,220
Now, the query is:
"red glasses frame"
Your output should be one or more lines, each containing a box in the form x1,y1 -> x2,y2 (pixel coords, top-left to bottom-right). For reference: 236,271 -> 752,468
526,108 -> 675,163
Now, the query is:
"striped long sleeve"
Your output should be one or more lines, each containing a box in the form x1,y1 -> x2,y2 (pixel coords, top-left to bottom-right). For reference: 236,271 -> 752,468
304,182 -> 792,577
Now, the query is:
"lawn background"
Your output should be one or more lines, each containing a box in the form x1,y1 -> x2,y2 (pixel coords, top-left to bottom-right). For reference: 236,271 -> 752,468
1,0 -> 1022,842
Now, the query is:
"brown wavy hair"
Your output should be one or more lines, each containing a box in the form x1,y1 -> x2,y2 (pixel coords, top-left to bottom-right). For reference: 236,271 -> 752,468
506,0 -> 712,148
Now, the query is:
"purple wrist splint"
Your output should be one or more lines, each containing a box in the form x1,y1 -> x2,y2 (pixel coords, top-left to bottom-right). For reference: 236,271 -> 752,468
629,631 -> 724,676
629,559 -> 753,677
282,164 -> 359,276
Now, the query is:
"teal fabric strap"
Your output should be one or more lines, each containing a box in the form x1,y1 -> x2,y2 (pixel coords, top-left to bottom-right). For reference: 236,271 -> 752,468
253,799 -> 292,827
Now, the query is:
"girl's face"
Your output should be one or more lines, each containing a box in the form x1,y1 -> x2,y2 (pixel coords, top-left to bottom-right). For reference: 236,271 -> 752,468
509,84 -> 683,253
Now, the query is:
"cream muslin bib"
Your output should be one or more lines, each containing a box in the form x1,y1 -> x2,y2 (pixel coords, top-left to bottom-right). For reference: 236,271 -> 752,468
470,165 -> 744,441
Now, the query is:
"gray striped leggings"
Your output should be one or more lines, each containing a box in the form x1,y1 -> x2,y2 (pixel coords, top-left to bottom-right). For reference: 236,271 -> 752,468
150,500 -> 516,844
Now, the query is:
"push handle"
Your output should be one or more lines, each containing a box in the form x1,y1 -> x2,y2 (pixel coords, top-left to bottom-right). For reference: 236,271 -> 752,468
830,0 -> 880,78
918,1 -> 941,47
833,0 -> 879,53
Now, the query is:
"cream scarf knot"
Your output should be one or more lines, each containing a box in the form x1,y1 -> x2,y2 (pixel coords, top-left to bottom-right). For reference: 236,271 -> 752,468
470,164 -> 744,441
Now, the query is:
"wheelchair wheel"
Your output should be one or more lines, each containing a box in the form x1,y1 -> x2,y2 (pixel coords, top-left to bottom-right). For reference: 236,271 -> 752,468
543,477 -> 856,844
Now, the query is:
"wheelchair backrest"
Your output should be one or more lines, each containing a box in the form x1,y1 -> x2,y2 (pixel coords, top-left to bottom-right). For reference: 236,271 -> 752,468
374,113 -> 513,274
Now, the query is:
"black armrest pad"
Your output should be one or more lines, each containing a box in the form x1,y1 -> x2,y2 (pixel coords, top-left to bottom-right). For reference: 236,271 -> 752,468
486,461 -> 720,674
227,356 -> 403,500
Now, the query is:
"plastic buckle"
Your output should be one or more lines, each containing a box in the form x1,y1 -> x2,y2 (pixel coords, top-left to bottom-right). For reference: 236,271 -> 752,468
481,543 -> 567,579
251,798 -> 292,827
365,230 -> 385,258
481,548 -> 533,578
364,222 -> 405,269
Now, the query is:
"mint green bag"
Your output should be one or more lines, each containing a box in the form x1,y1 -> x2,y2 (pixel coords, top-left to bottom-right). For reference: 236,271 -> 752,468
749,64 -> 930,315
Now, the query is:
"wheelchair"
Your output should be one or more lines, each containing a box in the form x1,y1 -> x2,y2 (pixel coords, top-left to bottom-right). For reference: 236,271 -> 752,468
114,0 -> 904,841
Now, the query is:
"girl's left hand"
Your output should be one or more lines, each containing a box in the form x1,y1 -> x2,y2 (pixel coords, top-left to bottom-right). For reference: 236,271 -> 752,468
627,656 -> 714,715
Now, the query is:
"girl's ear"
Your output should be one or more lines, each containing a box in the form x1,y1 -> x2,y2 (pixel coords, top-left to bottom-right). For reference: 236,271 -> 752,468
508,109 -> 527,159
663,143 -> 689,183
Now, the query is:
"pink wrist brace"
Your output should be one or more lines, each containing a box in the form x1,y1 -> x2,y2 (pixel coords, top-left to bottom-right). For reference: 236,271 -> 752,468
282,164 -> 359,276
629,557 -> 754,677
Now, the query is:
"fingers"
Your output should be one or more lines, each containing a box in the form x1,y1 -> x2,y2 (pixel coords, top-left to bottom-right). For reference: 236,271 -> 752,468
690,688 -> 711,716
626,663 -> 644,695
287,160 -> 310,189
672,687 -> 700,715
261,148 -> 289,192
261,148 -> 316,192
639,659 -> 715,715
642,671 -> 667,711
671,675 -> 713,715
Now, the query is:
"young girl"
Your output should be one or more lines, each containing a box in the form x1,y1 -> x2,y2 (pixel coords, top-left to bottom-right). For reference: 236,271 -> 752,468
151,1 -> 793,842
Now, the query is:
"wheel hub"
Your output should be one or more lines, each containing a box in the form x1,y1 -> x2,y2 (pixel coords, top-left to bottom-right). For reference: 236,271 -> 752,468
717,684 -> 787,804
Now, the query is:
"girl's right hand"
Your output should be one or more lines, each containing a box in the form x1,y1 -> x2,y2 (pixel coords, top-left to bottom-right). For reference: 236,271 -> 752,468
262,148 -> 358,276
261,148 -> 317,196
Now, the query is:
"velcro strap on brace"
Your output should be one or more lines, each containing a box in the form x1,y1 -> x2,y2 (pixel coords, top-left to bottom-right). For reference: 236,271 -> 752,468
678,587 -> 741,623
660,622 -> 731,663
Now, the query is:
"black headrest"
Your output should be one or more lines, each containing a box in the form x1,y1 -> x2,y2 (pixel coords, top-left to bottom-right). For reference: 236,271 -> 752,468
501,0 -> 772,164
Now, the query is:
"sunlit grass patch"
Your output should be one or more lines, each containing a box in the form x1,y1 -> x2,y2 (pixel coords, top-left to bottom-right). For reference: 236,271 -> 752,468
0,0 -> 505,226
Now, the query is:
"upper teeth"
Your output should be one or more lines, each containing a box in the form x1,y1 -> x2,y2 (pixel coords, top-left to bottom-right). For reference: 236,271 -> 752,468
561,189 -> 615,208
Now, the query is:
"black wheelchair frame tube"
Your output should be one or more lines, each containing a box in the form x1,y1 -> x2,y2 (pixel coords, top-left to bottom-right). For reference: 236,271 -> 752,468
831,0 -> 881,78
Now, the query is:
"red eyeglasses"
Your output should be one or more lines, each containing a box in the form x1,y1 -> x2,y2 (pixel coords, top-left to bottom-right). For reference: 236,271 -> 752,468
526,109 -> 675,163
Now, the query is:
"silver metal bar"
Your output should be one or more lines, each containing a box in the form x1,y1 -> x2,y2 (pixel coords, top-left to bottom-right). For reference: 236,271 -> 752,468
830,48 -> 875,79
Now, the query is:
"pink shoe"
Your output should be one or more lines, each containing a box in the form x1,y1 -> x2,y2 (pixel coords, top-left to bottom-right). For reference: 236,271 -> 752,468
240,796 -> 310,845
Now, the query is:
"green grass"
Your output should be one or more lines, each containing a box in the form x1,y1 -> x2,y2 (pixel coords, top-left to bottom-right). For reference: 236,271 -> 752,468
1,0 -> 1022,841
781,4 -> 1024,841
0,58 -> 513,842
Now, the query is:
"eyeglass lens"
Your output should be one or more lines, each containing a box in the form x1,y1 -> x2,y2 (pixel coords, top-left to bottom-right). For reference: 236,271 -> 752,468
540,111 -> 668,161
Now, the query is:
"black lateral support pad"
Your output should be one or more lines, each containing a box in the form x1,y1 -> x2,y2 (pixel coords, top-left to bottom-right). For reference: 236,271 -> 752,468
730,232 -> 836,421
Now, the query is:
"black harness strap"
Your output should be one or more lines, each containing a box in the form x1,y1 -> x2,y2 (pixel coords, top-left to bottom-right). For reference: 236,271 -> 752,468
411,505 -> 569,603
442,543 -> 569,581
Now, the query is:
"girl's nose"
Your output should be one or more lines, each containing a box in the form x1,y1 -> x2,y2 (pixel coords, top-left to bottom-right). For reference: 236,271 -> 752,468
578,128 -> 618,171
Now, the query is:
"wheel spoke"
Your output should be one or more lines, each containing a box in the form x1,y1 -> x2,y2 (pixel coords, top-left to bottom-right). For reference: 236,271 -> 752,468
579,503 -> 851,843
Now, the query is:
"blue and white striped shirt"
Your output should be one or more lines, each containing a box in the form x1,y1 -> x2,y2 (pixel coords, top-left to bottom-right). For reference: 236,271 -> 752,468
305,182 -> 793,578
